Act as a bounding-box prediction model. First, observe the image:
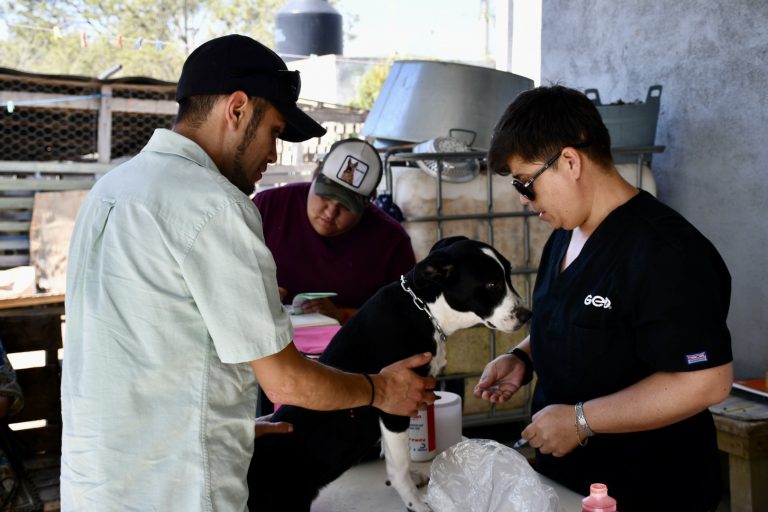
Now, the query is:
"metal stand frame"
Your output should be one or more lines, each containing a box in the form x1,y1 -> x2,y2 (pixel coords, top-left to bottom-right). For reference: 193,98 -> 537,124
381,144 -> 665,427
384,149 -> 535,426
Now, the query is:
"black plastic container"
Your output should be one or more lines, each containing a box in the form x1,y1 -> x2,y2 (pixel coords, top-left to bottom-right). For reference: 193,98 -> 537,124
275,0 -> 343,58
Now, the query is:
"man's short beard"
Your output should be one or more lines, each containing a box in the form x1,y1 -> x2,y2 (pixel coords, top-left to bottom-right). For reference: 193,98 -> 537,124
228,119 -> 259,195
225,98 -> 268,195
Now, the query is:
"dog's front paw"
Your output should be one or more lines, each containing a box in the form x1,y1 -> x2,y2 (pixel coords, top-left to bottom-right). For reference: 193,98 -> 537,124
400,476 -> 432,512
403,476 -> 431,512
410,468 -> 430,488
389,473 -> 431,512
405,497 -> 431,512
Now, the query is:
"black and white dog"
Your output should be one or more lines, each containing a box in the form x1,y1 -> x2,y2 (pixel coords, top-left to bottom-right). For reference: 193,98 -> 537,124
248,237 -> 531,512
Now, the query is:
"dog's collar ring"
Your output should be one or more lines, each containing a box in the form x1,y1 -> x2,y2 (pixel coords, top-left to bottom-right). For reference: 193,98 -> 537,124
400,275 -> 447,342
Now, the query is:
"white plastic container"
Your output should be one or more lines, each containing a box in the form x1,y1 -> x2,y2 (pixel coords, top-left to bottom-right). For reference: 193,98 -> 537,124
409,391 -> 462,462
408,404 -> 435,462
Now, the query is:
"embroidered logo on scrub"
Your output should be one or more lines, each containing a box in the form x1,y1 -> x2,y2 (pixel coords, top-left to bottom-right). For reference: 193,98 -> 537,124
686,352 -> 708,365
584,294 -> 611,309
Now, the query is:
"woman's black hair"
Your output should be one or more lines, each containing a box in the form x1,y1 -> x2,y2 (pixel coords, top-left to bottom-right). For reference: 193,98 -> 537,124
487,85 -> 613,175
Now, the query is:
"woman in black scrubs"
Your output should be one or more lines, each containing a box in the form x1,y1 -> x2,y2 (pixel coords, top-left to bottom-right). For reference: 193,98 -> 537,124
474,85 -> 732,512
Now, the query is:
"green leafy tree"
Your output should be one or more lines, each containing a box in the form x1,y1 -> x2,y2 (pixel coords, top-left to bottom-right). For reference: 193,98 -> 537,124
349,58 -> 393,110
0,0 -> 285,81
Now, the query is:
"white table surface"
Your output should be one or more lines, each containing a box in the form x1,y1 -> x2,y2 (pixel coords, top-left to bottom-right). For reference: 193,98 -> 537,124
311,456 -> 585,511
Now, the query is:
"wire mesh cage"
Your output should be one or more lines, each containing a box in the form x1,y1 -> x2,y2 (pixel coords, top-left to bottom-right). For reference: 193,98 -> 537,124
0,69 -> 176,162
0,67 -> 367,268
0,67 -> 367,165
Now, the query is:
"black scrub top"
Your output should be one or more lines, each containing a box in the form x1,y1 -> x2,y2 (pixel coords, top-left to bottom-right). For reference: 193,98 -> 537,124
530,190 -> 732,511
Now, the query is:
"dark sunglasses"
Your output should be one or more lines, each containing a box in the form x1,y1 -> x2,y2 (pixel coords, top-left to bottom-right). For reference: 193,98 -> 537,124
511,142 -> 590,201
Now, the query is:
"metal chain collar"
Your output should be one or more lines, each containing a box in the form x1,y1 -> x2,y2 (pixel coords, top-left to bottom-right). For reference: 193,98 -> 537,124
400,275 -> 447,342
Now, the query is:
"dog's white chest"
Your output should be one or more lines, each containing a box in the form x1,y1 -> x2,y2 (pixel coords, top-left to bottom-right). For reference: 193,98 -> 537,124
430,336 -> 446,376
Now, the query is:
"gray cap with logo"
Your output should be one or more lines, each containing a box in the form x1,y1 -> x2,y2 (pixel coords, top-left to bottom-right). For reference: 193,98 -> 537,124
312,139 -> 383,214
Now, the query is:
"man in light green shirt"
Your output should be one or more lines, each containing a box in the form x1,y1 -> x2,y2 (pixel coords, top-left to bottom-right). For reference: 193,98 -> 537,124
60,34 -> 436,511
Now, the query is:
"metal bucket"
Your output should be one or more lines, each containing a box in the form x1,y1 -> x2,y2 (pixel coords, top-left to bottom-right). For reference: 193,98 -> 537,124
361,60 -> 533,151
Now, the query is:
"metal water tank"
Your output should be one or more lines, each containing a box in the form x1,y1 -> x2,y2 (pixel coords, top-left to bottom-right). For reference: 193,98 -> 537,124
275,0 -> 343,58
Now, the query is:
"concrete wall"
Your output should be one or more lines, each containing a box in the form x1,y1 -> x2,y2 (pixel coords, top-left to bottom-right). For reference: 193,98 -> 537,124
540,0 -> 768,378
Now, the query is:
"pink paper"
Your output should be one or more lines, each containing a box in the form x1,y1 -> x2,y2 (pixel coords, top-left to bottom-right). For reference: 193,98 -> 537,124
293,325 -> 341,355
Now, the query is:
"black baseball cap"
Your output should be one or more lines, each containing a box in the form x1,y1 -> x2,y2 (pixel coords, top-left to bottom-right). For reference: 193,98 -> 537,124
175,34 -> 326,142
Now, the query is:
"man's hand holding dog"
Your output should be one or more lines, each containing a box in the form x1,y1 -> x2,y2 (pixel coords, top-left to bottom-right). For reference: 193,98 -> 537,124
374,352 -> 437,416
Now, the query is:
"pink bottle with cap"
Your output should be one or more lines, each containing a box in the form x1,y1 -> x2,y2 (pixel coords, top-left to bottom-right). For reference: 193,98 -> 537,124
582,483 -> 617,512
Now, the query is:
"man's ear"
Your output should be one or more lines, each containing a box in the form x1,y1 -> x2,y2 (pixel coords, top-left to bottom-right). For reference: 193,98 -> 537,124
413,251 -> 455,289
561,146 -> 583,180
224,91 -> 250,130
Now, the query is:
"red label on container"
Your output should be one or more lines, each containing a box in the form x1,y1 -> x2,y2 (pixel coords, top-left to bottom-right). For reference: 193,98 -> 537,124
426,403 -> 436,451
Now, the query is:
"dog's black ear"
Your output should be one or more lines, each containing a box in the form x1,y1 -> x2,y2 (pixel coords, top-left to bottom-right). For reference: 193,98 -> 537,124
428,236 -> 469,254
413,251 -> 455,288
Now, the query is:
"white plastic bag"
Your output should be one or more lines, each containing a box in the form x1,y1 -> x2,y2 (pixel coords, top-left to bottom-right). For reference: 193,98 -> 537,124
426,439 -> 560,512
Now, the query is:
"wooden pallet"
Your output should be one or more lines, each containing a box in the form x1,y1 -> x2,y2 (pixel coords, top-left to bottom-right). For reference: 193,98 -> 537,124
0,161 -> 108,270
0,300 -> 64,511
24,452 -> 60,511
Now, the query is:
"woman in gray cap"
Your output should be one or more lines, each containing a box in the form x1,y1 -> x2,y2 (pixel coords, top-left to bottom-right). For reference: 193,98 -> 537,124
254,138 -> 416,325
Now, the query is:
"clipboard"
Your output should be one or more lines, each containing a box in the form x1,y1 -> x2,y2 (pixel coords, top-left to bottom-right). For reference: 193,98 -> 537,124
290,292 -> 337,315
